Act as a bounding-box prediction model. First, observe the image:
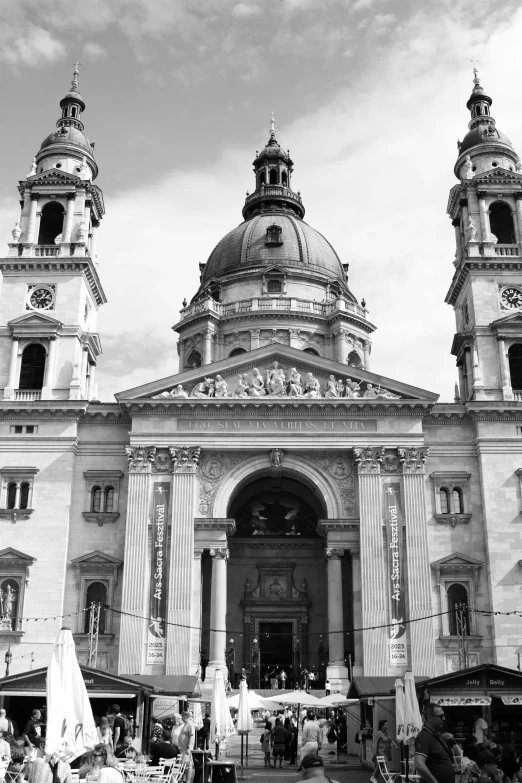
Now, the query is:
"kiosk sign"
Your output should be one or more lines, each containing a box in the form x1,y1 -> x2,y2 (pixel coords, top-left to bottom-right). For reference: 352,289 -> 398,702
384,483 -> 407,665
147,481 -> 170,665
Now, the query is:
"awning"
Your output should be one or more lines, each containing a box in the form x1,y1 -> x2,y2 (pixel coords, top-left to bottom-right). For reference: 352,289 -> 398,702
348,677 -> 400,698
430,695 -> 491,706
500,696 -> 522,705
0,665 -> 155,697
125,675 -> 200,697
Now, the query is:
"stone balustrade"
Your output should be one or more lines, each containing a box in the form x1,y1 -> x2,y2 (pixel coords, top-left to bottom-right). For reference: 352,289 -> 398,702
494,244 -> 520,256
179,296 -> 367,322
15,390 -> 42,401
513,390 -> 522,401
244,185 -> 302,207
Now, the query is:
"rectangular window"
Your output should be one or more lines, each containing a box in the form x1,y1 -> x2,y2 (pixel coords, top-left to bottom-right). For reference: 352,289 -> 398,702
9,425 -> 38,434
267,280 -> 282,293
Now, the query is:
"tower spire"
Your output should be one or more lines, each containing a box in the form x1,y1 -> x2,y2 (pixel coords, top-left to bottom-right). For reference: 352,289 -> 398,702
270,112 -> 276,137
71,61 -> 81,92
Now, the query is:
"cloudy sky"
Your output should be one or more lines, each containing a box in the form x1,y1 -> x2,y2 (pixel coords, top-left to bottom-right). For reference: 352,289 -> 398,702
1,0 -> 521,401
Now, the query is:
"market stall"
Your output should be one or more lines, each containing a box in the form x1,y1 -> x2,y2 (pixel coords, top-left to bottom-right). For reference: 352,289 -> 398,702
417,663 -> 522,752
347,676 -> 408,768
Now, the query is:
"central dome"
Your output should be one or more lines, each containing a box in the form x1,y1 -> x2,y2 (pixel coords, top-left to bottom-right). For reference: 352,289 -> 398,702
202,210 -> 345,283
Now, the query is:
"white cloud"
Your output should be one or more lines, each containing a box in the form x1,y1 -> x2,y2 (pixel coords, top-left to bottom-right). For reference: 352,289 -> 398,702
232,3 -> 262,18
1,23 -> 65,68
82,41 -> 107,60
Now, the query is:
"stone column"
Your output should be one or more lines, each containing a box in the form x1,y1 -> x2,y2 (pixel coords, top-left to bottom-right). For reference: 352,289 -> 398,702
25,194 -> 39,244
87,362 -> 96,400
464,348 -> 473,399
4,337 -> 20,399
498,336 -> 513,400
336,331 -> 346,363
207,547 -> 229,679
354,447 -> 388,675
515,195 -> 522,250
452,218 -> 462,263
250,329 -> 260,351
118,446 -> 155,674
325,548 -> 349,690
62,193 -> 76,243
81,348 -> 89,396
350,549 -> 363,675
166,446 -> 200,675
457,362 -> 465,403
14,482 -> 22,509
202,329 -> 213,365
478,191 -> 492,243
41,337 -> 57,400
177,339 -> 186,372
90,220 -> 100,259
399,447 -> 436,676
362,341 -> 371,371
191,549 -> 203,676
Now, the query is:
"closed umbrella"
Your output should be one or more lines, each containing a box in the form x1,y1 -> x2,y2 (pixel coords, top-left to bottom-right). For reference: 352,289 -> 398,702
403,671 -> 422,745
236,680 -> 253,774
211,669 -> 236,758
395,678 -> 405,742
46,627 -> 98,760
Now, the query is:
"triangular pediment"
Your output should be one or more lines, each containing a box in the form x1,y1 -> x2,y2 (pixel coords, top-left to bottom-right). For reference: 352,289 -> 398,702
0,547 -> 36,564
71,550 -> 122,567
475,166 -> 522,182
8,311 -> 62,328
491,311 -> 522,328
28,168 -> 80,184
431,552 -> 483,570
116,342 -> 438,402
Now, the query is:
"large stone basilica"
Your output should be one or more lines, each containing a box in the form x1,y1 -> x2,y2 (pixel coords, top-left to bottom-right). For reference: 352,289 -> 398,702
1,67 -> 522,691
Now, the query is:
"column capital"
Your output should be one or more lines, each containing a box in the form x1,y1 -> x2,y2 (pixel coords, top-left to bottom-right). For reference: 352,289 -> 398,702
354,446 -> 384,474
477,190 -> 487,200
209,547 -> 229,561
194,548 -> 204,559
250,329 -> 260,338
30,193 -> 39,201
451,218 -> 460,228
169,446 -> 201,473
67,192 -> 76,201
125,445 -> 156,472
11,336 -> 19,342
350,548 -> 360,561
398,446 -> 429,474
497,335 -> 508,342
515,192 -> 522,201
325,548 -> 344,560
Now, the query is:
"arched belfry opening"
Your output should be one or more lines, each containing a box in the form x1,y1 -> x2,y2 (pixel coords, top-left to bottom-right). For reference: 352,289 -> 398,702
489,201 -> 515,244
508,344 -> 522,391
37,202 -> 65,245
19,343 -> 46,390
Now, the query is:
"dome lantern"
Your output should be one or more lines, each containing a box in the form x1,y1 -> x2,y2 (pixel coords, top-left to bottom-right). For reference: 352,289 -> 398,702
243,116 -> 304,220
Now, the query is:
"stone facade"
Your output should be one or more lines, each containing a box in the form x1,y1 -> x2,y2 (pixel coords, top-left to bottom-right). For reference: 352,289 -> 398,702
1,70 -> 522,690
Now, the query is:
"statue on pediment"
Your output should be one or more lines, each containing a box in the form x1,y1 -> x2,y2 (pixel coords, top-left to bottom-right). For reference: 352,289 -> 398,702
345,378 -> 361,397
193,378 -> 215,397
232,374 -> 250,397
215,375 -> 228,397
249,368 -> 267,396
304,372 -> 321,397
325,375 -> 338,398
288,368 -> 303,396
363,383 -> 401,399
153,384 -> 188,399
266,361 -> 286,396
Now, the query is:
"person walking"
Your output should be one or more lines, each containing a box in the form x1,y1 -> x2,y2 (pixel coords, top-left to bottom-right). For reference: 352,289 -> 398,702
300,711 -> 322,765
325,680 -> 331,696
272,718 -> 288,769
472,712 -> 489,751
371,720 -> 398,783
414,704 -> 455,783
261,722 -> 273,768
284,718 -> 298,767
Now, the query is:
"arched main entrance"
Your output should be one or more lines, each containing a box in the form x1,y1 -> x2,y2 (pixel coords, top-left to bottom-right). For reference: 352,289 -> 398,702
205,472 -> 332,688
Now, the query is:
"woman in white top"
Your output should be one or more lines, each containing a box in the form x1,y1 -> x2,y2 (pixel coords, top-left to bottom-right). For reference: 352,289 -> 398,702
170,715 -> 183,749
97,717 -> 113,748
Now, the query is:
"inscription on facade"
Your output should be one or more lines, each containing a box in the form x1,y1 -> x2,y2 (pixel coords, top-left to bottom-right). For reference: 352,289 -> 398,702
179,418 -> 377,432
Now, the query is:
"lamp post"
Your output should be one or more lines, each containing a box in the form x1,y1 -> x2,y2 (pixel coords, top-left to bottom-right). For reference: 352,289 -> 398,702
4,645 -> 12,677
227,637 -> 235,688
252,637 -> 259,689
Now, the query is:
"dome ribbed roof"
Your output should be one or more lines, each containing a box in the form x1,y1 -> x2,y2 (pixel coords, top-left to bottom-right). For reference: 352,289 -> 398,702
202,212 -> 345,282
39,125 -> 93,154
459,124 -> 513,155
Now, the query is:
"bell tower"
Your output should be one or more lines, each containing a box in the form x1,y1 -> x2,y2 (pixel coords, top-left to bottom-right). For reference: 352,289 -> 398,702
0,66 -> 106,401
446,68 -> 522,401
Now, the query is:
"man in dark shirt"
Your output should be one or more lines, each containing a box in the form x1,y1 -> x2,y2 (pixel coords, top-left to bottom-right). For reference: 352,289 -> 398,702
150,732 -> 178,763
415,705 -> 455,783
112,704 -> 126,748
23,709 -> 44,747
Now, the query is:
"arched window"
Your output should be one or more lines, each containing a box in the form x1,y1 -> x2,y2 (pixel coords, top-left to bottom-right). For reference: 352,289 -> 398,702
20,483 -> 30,510
303,347 -> 319,356
37,202 -> 65,245
7,483 -> 16,510
0,578 -> 20,631
19,344 -> 46,390
451,488 -> 463,514
104,487 -> 114,513
439,488 -> 449,514
281,171 -> 288,186
347,350 -> 362,368
447,583 -> 469,636
269,169 -> 278,185
229,348 -> 247,357
508,344 -> 522,390
186,351 -> 202,369
266,225 -> 282,244
259,172 -> 266,186
71,107 -> 77,118
84,581 -> 107,633
489,201 -> 515,244
91,486 -> 102,513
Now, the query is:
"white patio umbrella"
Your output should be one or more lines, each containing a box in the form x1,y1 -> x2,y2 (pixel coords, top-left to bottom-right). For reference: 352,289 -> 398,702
404,671 -> 423,744
395,678 -> 405,742
318,694 -> 359,707
46,627 -> 98,760
227,690 -> 281,712
271,689 -> 323,707
211,669 -> 236,756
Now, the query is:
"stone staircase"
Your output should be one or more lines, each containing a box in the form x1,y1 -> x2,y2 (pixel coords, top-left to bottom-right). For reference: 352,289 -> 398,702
228,688 -> 327,698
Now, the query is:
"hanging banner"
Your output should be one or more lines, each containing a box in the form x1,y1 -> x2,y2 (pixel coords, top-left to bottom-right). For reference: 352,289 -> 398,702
147,481 -> 170,665
384,483 -> 407,665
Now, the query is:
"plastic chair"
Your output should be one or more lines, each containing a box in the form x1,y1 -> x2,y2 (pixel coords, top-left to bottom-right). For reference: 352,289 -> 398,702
376,756 -> 402,783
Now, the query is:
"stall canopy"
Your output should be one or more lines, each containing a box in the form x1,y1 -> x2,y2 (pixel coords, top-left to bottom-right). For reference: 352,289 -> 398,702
0,665 -> 155,699
349,677 -> 428,699
416,663 -> 522,706
125,675 -> 201,698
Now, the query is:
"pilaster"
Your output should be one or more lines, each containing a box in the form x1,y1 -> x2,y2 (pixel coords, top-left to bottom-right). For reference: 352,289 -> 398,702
325,547 -> 349,691
205,547 -> 229,686
399,447 -> 436,676
191,548 -> 204,677
165,446 -> 200,675
354,446 -> 388,675
350,548 -> 363,676
118,446 -> 155,674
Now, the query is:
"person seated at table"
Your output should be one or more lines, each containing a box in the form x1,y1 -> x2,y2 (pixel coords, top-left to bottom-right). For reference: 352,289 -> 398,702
150,731 -> 179,764
27,753 -> 72,783
115,736 -> 134,759
78,745 -> 122,783
0,729 -> 11,762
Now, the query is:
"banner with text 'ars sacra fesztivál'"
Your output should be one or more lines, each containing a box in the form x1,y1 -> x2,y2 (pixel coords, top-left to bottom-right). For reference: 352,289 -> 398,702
384,483 -> 407,665
147,482 -> 170,665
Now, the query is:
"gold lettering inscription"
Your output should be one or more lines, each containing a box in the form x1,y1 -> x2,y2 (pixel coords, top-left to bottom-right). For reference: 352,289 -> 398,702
180,419 -> 375,432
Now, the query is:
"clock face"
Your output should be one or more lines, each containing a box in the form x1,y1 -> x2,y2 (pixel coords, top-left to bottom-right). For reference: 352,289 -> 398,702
501,287 -> 522,310
29,287 -> 54,310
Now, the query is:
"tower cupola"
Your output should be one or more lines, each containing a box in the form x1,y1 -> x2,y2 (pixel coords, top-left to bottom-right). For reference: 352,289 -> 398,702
454,67 -> 519,180
243,116 -> 304,220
